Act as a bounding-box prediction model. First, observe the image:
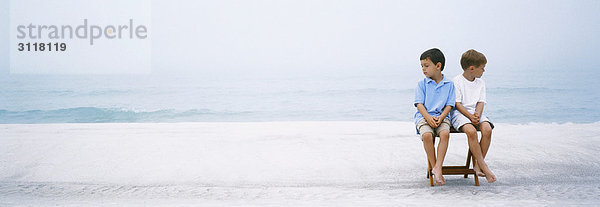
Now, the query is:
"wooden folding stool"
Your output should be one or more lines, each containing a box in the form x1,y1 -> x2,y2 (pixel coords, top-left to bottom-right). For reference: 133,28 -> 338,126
426,127 -> 479,186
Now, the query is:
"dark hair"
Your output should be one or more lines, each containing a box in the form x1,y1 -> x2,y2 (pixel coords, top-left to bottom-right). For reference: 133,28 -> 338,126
460,49 -> 487,70
420,48 -> 445,71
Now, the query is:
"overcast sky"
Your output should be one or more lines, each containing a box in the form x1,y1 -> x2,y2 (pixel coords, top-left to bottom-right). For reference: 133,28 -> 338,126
2,0 -> 600,79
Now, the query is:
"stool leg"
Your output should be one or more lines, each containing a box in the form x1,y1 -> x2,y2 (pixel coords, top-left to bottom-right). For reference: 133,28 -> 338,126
465,150 -> 472,178
427,157 -> 430,178
469,151 -> 479,186
428,160 -> 434,186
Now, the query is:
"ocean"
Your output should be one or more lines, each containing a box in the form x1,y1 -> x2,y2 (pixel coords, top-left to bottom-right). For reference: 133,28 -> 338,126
2,70 -> 600,206
1,69 -> 598,124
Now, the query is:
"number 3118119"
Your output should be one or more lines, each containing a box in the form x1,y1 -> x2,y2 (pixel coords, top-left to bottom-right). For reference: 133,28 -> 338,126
18,43 -> 67,52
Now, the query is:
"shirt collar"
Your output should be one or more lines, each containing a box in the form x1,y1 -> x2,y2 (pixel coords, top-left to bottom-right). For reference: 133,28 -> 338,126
425,74 -> 451,84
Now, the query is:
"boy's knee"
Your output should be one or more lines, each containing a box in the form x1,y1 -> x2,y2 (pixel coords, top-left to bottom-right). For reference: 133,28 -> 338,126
421,133 -> 434,142
438,130 -> 449,140
461,124 -> 477,135
438,130 -> 449,136
480,122 -> 493,134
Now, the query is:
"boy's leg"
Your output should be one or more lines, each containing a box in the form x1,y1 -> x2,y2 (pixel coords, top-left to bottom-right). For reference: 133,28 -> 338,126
461,124 -> 485,177
422,132 -> 444,185
418,120 -> 438,169
479,121 -> 493,159
422,132 -> 436,169
462,124 -> 496,183
474,121 -> 493,178
435,129 -> 450,185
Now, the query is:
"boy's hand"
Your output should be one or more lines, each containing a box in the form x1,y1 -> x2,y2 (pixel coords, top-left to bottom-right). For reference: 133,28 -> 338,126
470,113 -> 480,126
425,115 -> 438,128
434,116 -> 444,127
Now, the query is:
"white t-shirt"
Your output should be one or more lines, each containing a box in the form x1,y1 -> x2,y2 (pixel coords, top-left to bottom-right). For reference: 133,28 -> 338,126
452,74 -> 486,115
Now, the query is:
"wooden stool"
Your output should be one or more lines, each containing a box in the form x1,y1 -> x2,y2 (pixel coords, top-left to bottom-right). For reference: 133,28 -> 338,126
426,127 -> 479,186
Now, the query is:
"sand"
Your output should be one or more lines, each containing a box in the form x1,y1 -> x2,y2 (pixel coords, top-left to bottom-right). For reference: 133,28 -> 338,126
1,121 -> 599,206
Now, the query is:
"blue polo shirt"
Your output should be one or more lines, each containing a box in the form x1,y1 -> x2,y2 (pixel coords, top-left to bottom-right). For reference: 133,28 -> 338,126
414,75 -> 456,125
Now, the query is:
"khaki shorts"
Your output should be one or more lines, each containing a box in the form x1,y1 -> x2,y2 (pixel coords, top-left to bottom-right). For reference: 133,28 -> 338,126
416,118 -> 451,139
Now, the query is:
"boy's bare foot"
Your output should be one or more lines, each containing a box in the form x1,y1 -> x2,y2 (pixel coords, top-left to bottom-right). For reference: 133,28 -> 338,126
484,171 -> 496,183
480,165 -> 497,183
432,167 -> 445,185
473,162 -> 486,177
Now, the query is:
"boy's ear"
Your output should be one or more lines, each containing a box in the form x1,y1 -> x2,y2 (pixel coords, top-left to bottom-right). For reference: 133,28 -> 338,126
435,62 -> 442,70
468,66 -> 475,71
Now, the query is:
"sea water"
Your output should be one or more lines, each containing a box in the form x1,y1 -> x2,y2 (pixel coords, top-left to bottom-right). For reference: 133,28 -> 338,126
0,68 -> 598,124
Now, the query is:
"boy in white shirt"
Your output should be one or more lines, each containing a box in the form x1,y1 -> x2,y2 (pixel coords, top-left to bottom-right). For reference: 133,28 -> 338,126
451,49 -> 497,183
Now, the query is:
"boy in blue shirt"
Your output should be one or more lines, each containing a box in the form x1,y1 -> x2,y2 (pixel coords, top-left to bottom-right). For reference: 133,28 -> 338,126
414,48 -> 455,186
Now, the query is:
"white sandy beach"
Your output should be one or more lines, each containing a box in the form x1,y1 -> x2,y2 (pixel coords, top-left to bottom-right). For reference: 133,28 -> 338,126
1,121 -> 599,206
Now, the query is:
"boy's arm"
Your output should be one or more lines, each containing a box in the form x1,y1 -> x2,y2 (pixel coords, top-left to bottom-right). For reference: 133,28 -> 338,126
455,102 -> 471,117
416,103 -> 438,128
474,102 -> 485,118
456,102 -> 479,124
437,83 -> 456,125
474,81 -> 487,123
436,105 -> 453,126
414,80 -> 437,128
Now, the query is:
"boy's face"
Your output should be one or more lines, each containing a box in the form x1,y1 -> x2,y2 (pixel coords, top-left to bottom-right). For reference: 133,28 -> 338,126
420,58 -> 441,78
471,64 -> 486,78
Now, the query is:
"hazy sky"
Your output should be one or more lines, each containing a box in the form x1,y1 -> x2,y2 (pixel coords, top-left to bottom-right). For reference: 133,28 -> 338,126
2,0 -> 600,78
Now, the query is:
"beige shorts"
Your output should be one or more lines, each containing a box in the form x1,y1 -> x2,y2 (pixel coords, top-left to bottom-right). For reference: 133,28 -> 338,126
416,118 -> 451,139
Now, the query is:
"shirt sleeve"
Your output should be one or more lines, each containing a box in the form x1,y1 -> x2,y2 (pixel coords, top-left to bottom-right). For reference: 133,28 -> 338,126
454,80 -> 463,103
479,80 -> 487,103
414,80 -> 425,107
447,83 -> 456,107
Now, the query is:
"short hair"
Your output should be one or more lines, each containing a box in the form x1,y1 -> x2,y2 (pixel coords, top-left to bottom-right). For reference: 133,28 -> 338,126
420,48 -> 446,71
460,49 -> 487,70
